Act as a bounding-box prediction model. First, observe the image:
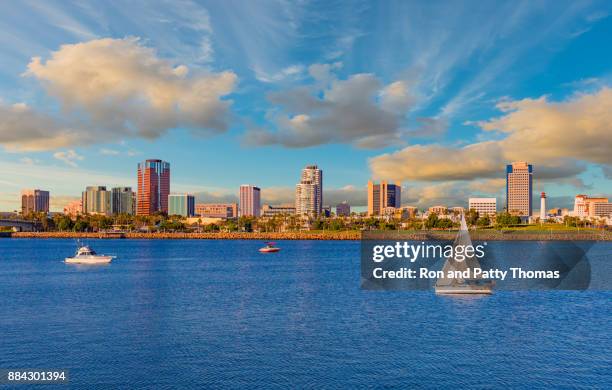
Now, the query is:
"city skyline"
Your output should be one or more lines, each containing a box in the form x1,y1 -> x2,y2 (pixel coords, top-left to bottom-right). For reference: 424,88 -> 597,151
0,1 -> 611,212
11,159 -> 610,218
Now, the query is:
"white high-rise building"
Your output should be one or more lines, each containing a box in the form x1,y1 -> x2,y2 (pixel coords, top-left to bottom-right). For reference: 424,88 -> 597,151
296,181 -> 317,216
296,165 -> 323,216
468,198 -> 497,217
239,185 -> 261,217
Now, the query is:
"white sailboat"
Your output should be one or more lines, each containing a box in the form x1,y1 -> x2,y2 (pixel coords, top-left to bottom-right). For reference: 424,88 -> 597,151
435,213 -> 493,295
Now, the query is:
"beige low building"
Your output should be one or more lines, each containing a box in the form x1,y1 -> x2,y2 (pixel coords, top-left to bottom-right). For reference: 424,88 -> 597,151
573,195 -> 610,218
468,198 -> 496,216
428,205 -> 448,215
261,204 -> 296,216
195,203 -> 237,218
185,217 -> 224,225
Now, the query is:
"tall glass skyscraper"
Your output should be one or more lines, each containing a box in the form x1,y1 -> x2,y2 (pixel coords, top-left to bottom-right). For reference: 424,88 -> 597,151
137,159 -> 170,215
111,187 -> 135,215
168,193 -> 195,217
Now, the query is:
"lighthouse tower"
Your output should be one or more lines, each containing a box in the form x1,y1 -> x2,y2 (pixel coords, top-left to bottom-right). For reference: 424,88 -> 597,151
540,192 -> 546,221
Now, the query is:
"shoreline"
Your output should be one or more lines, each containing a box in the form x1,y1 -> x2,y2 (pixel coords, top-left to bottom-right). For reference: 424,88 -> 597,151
4,231 -> 611,241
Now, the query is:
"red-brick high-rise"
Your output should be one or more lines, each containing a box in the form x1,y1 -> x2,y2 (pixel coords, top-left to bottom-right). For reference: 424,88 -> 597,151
137,159 -> 170,215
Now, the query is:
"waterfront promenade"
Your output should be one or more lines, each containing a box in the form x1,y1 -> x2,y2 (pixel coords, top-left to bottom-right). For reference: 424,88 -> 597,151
6,230 -> 612,241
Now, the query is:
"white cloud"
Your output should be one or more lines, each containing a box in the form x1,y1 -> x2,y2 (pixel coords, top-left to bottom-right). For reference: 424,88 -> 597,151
99,148 -> 120,155
0,103 -> 84,151
254,64 -> 305,83
19,157 -> 38,165
380,81 -> 416,114
245,67 -> 417,148
53,150 -> 84,167
371,87 -> 612,182
18,37 -> 236,149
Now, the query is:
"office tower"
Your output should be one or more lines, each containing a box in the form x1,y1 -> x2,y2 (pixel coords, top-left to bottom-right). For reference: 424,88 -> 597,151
468,198 -> 497,217
367,180 -> 401,216
20,189 -> 50,214
168,193 -> 195,217
82,186 -> 111,215
295,165 -> 323,216
137,159 -> 170,215
336,201 -> 351,217
195,203 -> 238,218
111,187 -> 134,215
506,161 -> 533,216
540,193 -> 546,221
239,185 -> 261,217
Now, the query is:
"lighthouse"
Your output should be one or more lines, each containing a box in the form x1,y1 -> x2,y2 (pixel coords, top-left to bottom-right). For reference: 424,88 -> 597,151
540,192 -> 546,221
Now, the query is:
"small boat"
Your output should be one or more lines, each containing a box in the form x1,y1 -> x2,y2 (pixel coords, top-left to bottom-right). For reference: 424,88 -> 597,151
435,213 -> 493,295
259,242 -> 281,253
65,245 -> 115,264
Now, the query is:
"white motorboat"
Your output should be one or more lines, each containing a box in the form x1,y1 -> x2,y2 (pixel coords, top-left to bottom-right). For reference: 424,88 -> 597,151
259,242 -> 281,253
65,245 -> 115,264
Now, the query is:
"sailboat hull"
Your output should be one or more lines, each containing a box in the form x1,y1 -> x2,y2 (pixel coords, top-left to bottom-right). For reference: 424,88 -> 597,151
435,282 -> 493,295
435,286 -> 492,295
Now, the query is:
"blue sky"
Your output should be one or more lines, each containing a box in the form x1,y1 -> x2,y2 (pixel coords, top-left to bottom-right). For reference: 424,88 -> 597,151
0,0 -> 611,211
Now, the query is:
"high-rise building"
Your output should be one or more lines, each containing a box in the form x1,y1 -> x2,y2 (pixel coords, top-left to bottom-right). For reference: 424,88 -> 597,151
111,187 -> 135,215
506,161 -> 533,216
168,193 -> 195,217
195,203 -> 238,218
367,180 -> 401,216
137,159 -> 170,215
239,185 -> 261,217
336,201 -> 351,217
82,186 -> 111,215
295,165 -> 323,216
20,189 -> 50,215
468,198 -> 497,217
295,181 -> 316,216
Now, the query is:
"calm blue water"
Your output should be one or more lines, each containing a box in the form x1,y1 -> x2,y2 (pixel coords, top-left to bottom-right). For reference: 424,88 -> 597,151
0,239 -> 610,389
